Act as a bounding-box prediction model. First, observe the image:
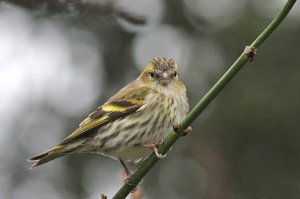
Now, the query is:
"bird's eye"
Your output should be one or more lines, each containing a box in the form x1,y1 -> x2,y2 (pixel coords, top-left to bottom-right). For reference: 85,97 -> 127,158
173,72 -> 177,77
150,72 -> 155,78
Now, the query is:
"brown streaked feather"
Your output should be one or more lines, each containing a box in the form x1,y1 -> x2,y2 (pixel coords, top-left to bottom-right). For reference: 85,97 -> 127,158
60,106 -> 141,145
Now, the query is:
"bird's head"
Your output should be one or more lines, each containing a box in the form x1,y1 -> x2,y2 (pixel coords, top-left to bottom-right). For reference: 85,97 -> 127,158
139,57 -> 183,89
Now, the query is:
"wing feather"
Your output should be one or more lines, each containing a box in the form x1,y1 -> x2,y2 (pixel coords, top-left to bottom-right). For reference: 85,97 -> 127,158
60,84 -> 150,145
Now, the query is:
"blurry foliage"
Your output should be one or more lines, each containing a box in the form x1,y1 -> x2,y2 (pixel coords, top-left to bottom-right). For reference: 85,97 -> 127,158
0,0 -> 299,199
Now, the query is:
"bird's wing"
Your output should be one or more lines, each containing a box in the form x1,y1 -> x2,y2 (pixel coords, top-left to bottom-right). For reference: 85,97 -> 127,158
60,85 -> 150,145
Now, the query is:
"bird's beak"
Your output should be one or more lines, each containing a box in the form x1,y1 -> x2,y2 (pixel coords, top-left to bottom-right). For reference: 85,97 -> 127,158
162,72 -> 168,79
160,72 -> 169,86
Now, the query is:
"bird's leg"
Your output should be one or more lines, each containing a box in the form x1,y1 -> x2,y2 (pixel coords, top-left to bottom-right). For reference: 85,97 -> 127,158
119,159 -> 132,178
137,140 -> 166,158
173,124 -> 192,136
119,159 -> 140,193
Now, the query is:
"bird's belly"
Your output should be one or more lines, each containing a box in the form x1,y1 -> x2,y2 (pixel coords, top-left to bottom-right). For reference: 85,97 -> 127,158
87,93 -> 187,162
102,146 -> 152,162
89,113 -> 174,162
94,125 -> 173,162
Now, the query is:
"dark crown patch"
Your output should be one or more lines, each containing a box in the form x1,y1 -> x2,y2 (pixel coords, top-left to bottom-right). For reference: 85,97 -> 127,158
150,57 -> 176,71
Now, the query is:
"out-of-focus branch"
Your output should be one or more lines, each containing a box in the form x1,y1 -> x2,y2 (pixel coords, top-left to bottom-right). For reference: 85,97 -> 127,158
111,0 -> 297,198
2,0 -> 146,25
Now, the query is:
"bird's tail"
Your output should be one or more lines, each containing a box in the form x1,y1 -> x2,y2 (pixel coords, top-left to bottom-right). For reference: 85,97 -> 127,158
27,145 -> 66,169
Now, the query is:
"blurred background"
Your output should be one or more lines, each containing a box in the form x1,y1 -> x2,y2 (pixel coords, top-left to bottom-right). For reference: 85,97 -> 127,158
0,0 -> 299,198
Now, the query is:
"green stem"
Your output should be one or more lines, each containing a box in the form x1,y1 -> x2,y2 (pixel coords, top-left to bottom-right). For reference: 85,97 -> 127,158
112,0 -> 297,198
251,0 -> 297,48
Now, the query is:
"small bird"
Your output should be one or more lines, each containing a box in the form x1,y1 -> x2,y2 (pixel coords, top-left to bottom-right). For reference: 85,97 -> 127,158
28,57 -> 189,176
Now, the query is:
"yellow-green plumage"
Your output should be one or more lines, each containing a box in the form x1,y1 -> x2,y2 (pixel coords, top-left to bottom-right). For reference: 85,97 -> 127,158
28,57 -> 189,169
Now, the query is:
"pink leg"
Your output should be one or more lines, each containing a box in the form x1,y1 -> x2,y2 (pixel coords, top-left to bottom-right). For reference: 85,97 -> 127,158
137,140 -> 166,158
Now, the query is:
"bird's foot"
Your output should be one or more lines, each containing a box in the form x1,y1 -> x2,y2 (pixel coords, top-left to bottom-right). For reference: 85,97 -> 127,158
122,170 -> 138,193
138,140 -> 166,159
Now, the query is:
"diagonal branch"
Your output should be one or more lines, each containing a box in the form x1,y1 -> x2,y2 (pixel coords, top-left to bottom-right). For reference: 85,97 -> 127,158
112,0 -> 297,198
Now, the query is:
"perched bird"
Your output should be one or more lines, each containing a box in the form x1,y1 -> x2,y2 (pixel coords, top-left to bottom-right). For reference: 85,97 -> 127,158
28,57 -> 189,176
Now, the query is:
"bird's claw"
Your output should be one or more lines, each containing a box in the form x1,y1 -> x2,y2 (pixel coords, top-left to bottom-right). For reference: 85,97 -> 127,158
153,146 -> 166,158
123,175 -> 138,193
138,140 -> 166,159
